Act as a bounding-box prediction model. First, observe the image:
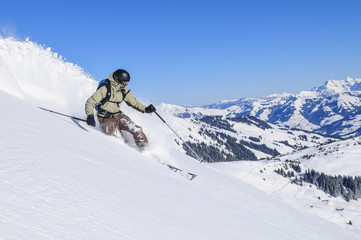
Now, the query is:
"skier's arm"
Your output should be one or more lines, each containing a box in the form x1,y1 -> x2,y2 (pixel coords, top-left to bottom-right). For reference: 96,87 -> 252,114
123,91 -> 147,113
85,87 -> 108,116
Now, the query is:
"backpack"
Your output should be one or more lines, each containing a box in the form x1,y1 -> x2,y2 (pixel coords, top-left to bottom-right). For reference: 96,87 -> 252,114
95,79 -> 129,110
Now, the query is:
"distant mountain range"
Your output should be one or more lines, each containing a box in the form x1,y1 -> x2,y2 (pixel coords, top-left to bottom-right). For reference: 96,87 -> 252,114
160,77 -> 361,139
178,115 -> 333,162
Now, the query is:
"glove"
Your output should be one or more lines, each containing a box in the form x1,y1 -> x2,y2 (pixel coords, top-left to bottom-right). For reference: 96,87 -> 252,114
145,104 -> 156,113
86,114 -> 96,126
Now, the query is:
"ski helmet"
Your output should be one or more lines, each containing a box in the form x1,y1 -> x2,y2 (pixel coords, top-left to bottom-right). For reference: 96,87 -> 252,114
113,69 -> 130,84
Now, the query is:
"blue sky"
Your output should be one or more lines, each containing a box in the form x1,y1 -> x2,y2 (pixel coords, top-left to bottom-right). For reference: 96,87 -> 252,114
1,0 -> 361,106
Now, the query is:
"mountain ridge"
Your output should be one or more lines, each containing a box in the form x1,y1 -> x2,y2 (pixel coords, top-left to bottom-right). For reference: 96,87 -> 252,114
160,77 -> 361,138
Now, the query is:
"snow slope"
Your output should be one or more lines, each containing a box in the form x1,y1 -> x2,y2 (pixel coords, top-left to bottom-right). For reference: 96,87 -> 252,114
211,158 -> 361,235
0,37 -> 360,239
211,135 -> 361,234
1,79 -> 359,240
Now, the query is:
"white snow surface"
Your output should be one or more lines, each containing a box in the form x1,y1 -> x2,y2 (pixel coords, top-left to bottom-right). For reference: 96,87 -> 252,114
0,37 -> 360,239
211,159 -> 361,236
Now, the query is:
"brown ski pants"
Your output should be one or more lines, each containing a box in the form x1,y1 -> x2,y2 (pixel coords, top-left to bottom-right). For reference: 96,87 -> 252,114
97,113 -> 148,144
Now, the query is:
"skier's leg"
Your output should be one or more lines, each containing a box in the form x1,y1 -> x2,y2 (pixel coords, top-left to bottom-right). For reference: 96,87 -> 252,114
115,113 -> 149,149
97,115 -> 125,140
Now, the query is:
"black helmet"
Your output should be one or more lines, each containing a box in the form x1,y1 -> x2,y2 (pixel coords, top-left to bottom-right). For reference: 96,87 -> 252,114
113,69 -> 130,84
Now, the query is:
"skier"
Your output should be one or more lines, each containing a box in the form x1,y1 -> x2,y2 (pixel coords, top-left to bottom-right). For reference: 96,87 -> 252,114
85,69 -> 156,150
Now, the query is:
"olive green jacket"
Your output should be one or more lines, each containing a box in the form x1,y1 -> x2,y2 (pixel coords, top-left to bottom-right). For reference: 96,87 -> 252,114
85,72 -> 146,116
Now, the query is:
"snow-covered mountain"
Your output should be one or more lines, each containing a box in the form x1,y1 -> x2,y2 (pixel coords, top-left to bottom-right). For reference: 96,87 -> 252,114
1,37 -> 361,239
312,77 -> 361,96
160,77 -> 361,138
176,115 -> 334,162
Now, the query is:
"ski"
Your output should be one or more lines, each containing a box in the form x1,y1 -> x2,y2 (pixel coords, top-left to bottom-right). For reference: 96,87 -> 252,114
144,153 -> 198,180
166,164 -> 198,180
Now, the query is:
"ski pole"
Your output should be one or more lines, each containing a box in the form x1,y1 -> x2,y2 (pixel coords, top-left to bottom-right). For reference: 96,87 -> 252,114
154,111 -> 204,163
38,107 -> 87,122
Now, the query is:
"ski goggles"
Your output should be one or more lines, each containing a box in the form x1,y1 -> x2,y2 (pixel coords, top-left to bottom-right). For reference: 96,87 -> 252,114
121,80 -> 129,86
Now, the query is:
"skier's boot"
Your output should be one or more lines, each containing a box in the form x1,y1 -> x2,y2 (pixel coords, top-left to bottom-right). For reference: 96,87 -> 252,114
136,141 -> 149,152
